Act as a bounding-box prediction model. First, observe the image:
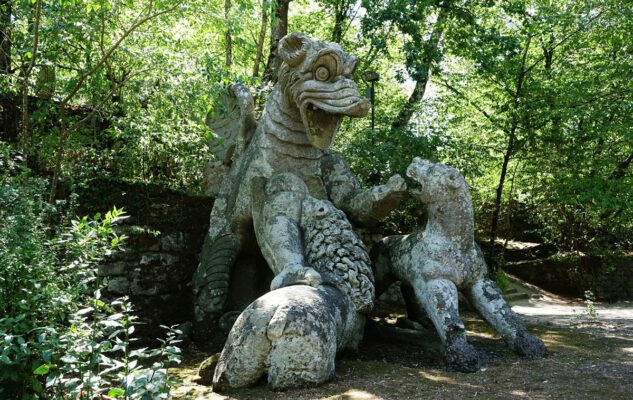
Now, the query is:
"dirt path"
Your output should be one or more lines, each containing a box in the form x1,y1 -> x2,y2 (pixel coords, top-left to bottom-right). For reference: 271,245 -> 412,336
170,295 -> 633,400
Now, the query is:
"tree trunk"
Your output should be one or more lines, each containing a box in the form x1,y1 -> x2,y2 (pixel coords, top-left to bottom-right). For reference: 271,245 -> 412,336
225,0 -> 232,69
0,0 -> 18,142
252,0 -> 268,77
488,126 -> 516,273
609,152 -> 633,180
20,0 -> 42,166
262,0 -> 291,85
487,35 -> 532,274
0,0 -> 9,74
543,34 -> 560,137
48,0 -> 181,202
389,7 -> 448,133
331,0 -> 350,43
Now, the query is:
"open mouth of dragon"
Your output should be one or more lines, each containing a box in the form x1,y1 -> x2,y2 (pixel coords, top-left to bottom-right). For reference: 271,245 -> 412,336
298,80 -> 370,149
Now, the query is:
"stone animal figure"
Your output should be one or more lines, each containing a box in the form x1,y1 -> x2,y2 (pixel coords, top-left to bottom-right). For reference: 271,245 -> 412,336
372,158 -> 547,372
212,173 -> 371,390
301,194 -> 375,313
192,32 -> 406,336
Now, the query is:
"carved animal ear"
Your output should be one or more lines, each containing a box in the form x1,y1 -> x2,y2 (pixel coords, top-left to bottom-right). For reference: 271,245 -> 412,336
278,32 -> 309,67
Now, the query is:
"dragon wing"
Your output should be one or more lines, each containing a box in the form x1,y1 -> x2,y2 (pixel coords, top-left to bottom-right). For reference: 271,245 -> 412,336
204,84 -> 257,196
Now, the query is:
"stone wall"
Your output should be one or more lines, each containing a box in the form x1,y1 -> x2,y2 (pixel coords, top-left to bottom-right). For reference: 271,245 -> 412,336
504,255 -> 633,302
77,178 -> 214,338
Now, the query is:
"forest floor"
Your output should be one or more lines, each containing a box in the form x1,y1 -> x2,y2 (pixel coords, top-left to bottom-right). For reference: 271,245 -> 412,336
170,283 -> 633,400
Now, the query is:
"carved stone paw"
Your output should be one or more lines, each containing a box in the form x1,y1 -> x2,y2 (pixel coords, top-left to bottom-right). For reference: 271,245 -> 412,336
514,330 -> 548,359
387,174 -> 407,192
271,263 -> 322,290
372,174 -> 407,205
212,286 -> 341,390
445,337 -> 482,373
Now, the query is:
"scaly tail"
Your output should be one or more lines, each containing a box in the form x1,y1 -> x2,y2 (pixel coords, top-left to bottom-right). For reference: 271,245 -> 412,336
192,233 -> 239,332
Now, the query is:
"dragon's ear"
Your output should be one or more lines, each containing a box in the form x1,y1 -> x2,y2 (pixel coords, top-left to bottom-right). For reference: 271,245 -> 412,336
278,32 -> 309,67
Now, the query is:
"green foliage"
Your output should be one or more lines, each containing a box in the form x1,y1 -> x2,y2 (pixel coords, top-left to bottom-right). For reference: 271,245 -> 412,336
583,290 -> 597,320
0,148 -> 180,399
570,290 -> 598,327
2,0 -> 631,267
433,0 -> 632,253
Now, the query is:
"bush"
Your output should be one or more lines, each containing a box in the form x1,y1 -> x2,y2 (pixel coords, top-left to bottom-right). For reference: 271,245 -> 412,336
0,144 -> 181,399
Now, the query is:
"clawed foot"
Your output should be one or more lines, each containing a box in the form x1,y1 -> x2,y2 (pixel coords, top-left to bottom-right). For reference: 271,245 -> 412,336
212,286 -> 340,391
374,174 -> 407,202
271,263 -> 322,290
445,337 -> 482,373
513,330 -> 548,359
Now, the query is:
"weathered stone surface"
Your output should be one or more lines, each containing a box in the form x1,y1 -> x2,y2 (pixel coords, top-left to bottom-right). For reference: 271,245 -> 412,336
197,353 -> 220,385
139,253 -> 180,267
300,196 -> 375,313
372,158 -> 547,371
212,285 -> 362,391
192,32 -> 405,340
98,261 -> 127,277
107,277 -> 130,295
505,254 -> 633,301
75,177 -> 213,339
209,174 -> 372,390
193,32 -> 408,390
161,232 -> 186,252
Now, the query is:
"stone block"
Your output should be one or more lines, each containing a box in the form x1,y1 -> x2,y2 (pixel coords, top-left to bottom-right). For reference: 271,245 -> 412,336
130,280 -> 160,296
107,277 -> 130,295
139,253 -> 180,267
98,261 -> 127,277
161,232 -> 185,252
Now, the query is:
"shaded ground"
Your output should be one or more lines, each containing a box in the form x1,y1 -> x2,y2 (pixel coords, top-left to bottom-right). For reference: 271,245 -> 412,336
170,285 -> 633,400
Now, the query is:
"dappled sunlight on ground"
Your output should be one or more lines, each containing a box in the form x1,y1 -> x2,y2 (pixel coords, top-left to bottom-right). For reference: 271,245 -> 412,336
417,370 -> 483,390
170,297 -> 633,399
323,389 -> 384,399
621,347 -> 633,354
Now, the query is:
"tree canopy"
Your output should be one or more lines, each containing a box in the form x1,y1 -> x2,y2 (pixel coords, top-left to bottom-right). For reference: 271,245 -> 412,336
0,0 -> 631,262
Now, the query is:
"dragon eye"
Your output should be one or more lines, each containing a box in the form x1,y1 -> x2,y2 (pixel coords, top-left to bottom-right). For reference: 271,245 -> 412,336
315,66 -> 330,81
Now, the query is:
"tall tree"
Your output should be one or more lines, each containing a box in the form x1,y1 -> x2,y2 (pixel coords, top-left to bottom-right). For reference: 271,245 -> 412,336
20,0 -> 42,166
361,0 -> 473,133
436,0 -> 631,260
0,0 -> 9,75
389,5 -> 449,132
318,0 -> 355,43
262,0 -> 291,85
252,0 -> 268,77
49,0 -> 182,202
225,0 -> 232,69
0,0 -> 17,141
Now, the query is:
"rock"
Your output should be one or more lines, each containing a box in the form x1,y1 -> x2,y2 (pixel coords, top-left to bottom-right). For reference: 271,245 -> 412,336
218,311 -> 241,334
197,353 -> 221,385
139,253 -> 180,267
98,261 -> 127,277
107,277 -> 130,295
212,285 -> 361,391
161,232 -> 185,252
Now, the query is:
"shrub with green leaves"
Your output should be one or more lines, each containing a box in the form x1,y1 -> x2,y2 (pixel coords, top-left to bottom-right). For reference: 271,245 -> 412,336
0,146 -> 181,399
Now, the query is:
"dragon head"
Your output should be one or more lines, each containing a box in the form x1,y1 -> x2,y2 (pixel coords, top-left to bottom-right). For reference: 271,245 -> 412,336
277,32 -> 370,149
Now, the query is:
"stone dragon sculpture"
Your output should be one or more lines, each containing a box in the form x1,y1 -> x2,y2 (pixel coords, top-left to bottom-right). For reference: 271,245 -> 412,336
301,194 -> 374,313
192,32 -> 406,337
372,158 -> 548,372
212,174 -> 373,390
193,32 -> 547,390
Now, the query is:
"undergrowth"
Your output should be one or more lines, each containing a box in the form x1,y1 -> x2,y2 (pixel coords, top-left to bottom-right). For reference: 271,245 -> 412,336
0,143 -> 181,399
